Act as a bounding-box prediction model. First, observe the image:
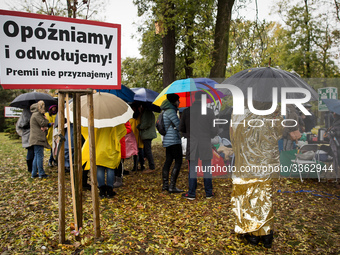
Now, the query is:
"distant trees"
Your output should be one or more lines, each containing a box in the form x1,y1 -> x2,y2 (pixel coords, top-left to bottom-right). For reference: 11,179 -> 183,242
123,0 -> 339,91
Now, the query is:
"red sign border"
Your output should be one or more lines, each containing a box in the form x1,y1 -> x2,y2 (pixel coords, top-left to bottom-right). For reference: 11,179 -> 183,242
0,9 -> 121,90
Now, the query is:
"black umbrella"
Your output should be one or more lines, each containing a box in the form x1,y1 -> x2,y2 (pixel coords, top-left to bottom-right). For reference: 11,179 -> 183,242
10,92 -> 57,109
219,67 -> 318,102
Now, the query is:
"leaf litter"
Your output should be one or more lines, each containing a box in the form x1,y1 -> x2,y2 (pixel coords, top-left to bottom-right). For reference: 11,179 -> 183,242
0,133 -> 339,254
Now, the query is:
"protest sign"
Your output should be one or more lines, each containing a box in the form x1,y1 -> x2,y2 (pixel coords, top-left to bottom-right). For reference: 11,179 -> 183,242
0,9 -> 121,89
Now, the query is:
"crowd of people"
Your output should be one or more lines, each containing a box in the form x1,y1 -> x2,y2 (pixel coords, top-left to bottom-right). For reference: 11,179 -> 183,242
15,92 -> 340,249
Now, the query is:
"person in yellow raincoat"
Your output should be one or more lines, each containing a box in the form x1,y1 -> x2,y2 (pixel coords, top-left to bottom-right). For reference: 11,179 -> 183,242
82,124 -> 127,198
230,102 -> 282,248
129,102 -> 144,171
45,105 -> 57,167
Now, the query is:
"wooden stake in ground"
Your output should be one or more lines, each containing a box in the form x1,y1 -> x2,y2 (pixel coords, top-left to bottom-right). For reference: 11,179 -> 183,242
58,93 -> 66,244
87,92 -> 101,238
65,93 -> 81,234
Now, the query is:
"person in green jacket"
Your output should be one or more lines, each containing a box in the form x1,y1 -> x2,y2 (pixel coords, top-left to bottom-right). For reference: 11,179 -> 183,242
138,104 -> 157,173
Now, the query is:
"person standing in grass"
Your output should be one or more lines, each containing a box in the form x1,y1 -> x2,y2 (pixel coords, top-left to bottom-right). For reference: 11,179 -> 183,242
160,94 -> 183,193
138,104 -> 157,173
29,100 -> 51,179
180,91 -> 217,200
45,104 -> 57,167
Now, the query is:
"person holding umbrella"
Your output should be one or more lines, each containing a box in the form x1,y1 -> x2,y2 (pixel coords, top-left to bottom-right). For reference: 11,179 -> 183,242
29,100 -> 51,178
180,91 -> 218,200
160,94 -> 183,193
79,92 -> 133,198
15,100 -> 35,173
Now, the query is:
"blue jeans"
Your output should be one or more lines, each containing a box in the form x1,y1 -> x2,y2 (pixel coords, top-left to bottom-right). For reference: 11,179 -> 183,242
97,165 -> 115,188
188,159 -> 213,197
32,145 -> 46,177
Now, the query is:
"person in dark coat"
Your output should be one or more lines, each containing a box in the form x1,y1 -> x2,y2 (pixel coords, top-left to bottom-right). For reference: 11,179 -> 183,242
160,94 -> 183,193
302,104 -> 316,132
324,112 -> 340,178
138,104 -> 157,173
29,100 -> 51,178
179,91 -> 218,200
282,104 -> 300,151
16,104 -> 35,173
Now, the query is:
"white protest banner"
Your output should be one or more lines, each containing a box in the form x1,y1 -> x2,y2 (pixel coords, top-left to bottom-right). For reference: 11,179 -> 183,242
4,106 -> 22,117
0,9 -> 121,89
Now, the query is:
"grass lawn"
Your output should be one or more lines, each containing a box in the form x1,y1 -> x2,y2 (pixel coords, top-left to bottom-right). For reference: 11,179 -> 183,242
0,132 -> 340,254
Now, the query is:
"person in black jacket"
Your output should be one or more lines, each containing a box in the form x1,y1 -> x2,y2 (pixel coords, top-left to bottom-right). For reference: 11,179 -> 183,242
179,91 -> 218,200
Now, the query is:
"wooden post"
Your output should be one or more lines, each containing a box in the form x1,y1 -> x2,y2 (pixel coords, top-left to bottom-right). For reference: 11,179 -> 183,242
75,93 -> 83,227
57,89 -> 100,243
87,91 -> 101,238
58,92 -> 66,244
65,94 -> 80,233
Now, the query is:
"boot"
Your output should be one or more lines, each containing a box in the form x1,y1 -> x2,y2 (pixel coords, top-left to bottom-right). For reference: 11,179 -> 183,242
261,231 -> 273,248
245,234 -> 261,246
168,168 -> 183,193
132,156 -> 138,171
106,186 -> 116,198
98,186 -> 106,198
27,159 -> 33,173
82,170 -> 91,191
162,168 -> 169,191
113,176 -> 123,188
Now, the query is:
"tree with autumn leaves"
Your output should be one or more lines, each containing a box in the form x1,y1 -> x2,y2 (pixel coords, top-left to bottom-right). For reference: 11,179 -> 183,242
124,0 -> 339,91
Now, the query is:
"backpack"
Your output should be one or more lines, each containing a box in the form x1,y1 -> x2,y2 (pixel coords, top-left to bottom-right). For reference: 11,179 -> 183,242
156,111 -> 172,136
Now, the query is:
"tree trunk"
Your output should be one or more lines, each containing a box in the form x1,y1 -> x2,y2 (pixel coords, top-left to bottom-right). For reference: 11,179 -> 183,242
184,1 -> 195,78
304,0 -> 311,78
162,2 -> 176,88
209,0 -> 235,79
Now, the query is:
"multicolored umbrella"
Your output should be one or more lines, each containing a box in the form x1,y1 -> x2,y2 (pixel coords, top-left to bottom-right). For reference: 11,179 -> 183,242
153,78 -> 223,108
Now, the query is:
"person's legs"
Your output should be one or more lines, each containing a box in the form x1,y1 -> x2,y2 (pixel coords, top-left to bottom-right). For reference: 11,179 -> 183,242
48,150 -> 54,166
202,159 -> 213,197
169,144 -> 183,193
113,161 -> 123,188
106,168 -> 116,188
188,159 -> 198,197
97,165 -> 106,188
26,146 -> 34,173
143,139 -> 155,170
106,167 -> 116,198
97,165 -> 107,197
31,146 -> 38,177
35,145 -> 46,177
162,146 -> 174,191
138,148 -> 145,171
132,155 -> 138,171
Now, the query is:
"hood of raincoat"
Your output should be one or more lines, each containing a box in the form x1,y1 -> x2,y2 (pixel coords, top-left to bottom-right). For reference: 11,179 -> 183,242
30,100 -> 46,114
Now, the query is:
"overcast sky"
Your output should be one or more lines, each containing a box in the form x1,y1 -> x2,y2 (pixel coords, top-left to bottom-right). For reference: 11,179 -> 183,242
0,0 -> 280,59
